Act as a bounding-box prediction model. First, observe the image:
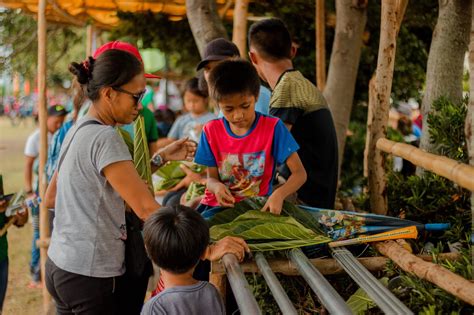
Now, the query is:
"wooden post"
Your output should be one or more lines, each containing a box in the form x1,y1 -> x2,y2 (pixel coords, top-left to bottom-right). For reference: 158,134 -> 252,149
315,0 -> 326,90
232,0 -> 249,58
86,24 -> 96,58
469,0 -> 474,271
37,0 -> 52,311
209,273 -> 227,302
366,0 -> 407,214
375,241 -> 474,305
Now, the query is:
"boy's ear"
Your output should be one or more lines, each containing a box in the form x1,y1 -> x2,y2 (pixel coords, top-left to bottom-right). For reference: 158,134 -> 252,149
248,51 -> 258,65
290,44 -> 298,59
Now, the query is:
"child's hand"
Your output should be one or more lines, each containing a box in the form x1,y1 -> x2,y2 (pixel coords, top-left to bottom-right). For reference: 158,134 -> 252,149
261,191 -> 284,215
214,183 -> 235,207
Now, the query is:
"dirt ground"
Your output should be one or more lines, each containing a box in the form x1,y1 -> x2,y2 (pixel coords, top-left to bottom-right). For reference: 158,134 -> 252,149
0,116 -> 43,314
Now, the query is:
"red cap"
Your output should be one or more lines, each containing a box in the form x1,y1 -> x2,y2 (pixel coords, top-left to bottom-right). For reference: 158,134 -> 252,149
93,41 -> 160,79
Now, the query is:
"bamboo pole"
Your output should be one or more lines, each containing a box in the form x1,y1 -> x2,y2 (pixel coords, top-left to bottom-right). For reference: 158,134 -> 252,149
221,254 -> 261,314
375,240 -> 474,305
232,0 -> 249,58
37,0 -> 52,311
366,0 -> 408,215
315,0 -> 326,90
288,249 -> 352,314
254,253 -> 297,315
211,253 -> 460,275
377,138 -> 474,191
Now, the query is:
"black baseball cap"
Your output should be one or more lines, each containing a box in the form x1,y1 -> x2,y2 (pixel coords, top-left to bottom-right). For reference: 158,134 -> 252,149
47,105 -> 68,117
196,38 -> 240,71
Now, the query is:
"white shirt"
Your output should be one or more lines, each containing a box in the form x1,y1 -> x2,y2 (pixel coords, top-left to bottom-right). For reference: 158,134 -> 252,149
24,129 -> 53,158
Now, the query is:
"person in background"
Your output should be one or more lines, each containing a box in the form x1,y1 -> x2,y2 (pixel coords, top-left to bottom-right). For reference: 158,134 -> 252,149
248,18 -> 338,209
163,77 -> 216,145
0,197 -> 28,314
142,205 -> 228,315
196,38 -> 271,116
24,104 -> 67,288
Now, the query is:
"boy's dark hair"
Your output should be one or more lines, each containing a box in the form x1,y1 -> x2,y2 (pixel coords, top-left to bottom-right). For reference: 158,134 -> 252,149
69,50 -> 143,101
143,205 -> 209,274
184,77 -> 208,98
248,18 -> 292,61
208,59 -> 260,102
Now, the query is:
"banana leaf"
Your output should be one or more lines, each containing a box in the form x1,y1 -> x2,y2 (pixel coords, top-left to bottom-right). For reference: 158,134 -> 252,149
209,210 -> 331,252
206,197 -> 325,235
133,116 -> 153,194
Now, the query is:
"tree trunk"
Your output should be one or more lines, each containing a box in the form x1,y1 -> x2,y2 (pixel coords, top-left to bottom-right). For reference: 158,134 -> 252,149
419,0 -> 472,155
186,0 -> 228,57
468,0 -> 474,271
375,241 -> 474,305
232,0 -> 249,58
315,0 -> 326,90
367,0 -> 407,215
323,0 -> 367,175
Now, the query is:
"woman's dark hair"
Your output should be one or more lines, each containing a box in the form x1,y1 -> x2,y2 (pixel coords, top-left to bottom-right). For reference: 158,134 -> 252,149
143,205 -> 209,274
208,59 -> 260,102
248,18 -> 292,61
68,50 -> 143,101
184,77 -> 208,98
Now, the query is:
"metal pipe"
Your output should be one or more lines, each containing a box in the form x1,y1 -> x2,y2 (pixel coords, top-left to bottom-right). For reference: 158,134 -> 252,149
222,254 -> 261,315
254,253 -> 297,315
288,249 -> 352,314
331,247 -> 413,314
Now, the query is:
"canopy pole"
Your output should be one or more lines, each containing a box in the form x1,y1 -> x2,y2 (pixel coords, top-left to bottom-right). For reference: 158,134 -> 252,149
288,249 -> 351,315
37,0 -> 52,312
86,24 -> 96,58
221,254 -> 261,315
232,0 -> 249,58
254,253 -> 297,315
315,0 -> 326,90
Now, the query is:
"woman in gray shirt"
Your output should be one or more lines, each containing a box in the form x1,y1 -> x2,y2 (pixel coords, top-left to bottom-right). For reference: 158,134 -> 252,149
44,43 -> 248,315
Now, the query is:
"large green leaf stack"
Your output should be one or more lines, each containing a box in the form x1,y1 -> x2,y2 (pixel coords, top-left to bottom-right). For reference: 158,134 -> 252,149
208,197 -> 330,252
133,116 -> 153,194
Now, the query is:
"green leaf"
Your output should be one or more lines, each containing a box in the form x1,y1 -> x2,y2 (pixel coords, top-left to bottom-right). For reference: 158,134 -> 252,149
133,116 -> 153,194
209,210 -> 331,252
117,127 -> 134,157
154,161 -> 205,191
184,182 -> 206,201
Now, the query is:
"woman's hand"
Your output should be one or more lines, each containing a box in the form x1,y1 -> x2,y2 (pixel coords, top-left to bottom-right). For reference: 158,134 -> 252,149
261,191 -> 284,215
157,137 -> 197,162
205,236 -> 250,262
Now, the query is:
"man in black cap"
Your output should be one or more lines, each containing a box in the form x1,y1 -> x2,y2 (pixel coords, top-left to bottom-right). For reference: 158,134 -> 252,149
197,38 -> 271,115
23,104 -> 68,288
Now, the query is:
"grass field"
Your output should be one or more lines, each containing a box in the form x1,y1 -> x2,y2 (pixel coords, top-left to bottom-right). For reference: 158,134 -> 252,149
0,116 -> 43,314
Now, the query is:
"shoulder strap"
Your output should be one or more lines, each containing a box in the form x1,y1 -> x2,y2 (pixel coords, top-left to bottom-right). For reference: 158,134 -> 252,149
58,120 -> 102,172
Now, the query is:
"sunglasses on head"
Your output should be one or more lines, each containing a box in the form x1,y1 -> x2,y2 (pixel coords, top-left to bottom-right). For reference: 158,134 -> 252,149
112,86 -> 146,105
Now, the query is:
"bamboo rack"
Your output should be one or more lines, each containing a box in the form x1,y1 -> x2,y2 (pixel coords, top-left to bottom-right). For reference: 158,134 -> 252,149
377,138 -> 474,191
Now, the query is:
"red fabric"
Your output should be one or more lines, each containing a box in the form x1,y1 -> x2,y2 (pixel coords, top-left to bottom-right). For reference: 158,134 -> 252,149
151,277 -> 165,297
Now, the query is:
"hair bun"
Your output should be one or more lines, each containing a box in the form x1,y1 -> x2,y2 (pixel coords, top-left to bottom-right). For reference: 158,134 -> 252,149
68,56 -> 95,84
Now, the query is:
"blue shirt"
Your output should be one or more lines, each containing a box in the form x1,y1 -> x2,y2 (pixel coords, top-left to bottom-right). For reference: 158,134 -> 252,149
45,119 -> 74,182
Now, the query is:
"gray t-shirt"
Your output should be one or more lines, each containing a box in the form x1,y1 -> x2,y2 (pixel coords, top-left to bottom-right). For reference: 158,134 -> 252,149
168,112 -> 216,141
48,116 -> 132,278
141,281 -> 225,315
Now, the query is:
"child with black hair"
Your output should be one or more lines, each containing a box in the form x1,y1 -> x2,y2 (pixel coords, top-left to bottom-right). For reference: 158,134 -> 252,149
167,77 -> 216,143
195,59 -> 306,215
142,205 -> 225,315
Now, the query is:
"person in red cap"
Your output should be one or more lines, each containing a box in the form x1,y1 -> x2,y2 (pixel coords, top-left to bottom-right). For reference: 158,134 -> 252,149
43,42 -> 249,315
